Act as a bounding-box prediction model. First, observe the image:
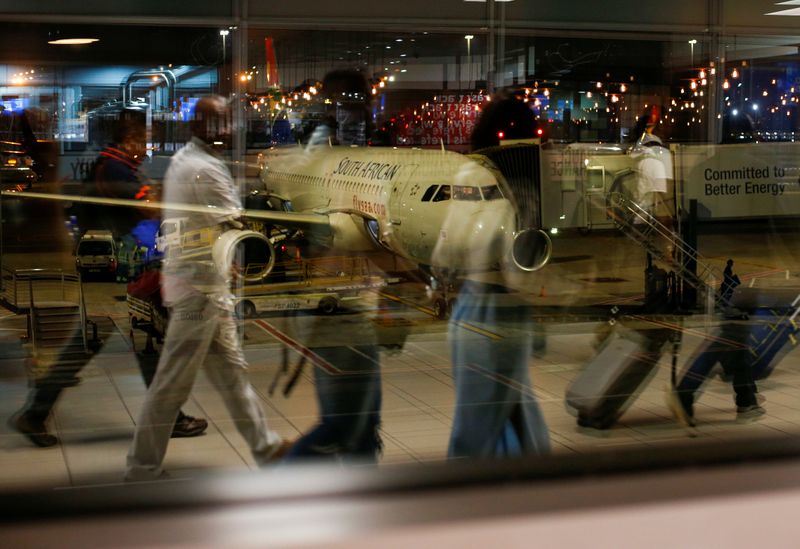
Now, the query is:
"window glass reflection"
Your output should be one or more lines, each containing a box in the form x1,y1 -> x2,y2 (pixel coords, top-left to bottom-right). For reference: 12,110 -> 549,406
1,5 -> 800,499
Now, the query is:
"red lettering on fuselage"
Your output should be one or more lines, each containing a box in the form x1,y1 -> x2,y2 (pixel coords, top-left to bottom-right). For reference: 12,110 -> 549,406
352,194 -> 386,217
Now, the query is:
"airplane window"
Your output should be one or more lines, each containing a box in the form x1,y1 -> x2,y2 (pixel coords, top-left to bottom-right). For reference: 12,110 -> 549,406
453,185 -> 481,201
421,185 -> 439,201
432,185 -> 451,202
481,185 -> 504,200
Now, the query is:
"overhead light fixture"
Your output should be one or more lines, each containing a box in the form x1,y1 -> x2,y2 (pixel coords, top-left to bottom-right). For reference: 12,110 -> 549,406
767,0 -> 800,15
48,37 -> 99,45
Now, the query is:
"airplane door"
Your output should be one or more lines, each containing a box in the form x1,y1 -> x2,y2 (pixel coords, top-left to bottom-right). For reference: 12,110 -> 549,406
388,165 -> 425,260
390,166 -> 442,265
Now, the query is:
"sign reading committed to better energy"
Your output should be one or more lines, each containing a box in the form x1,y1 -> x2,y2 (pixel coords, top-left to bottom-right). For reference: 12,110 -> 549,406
677,142 -> 800,219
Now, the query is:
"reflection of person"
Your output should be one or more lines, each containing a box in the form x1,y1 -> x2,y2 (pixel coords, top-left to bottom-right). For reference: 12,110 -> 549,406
308,69 -> 372,147
667,318 -> 764,427
125,96 -> 287,480
281,70 -> 384,463
720,259 -> 741,304
9,111 -> 206,449
86,109 -> 152,235
445,93 -> 550,459
630,106 -> 672,221
84,110 -> 161,280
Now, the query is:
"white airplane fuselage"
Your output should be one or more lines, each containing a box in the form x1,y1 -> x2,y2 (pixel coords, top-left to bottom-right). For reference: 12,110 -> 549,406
260,146 -> 519,272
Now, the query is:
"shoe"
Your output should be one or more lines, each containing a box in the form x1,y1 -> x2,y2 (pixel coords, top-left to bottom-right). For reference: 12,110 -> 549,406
736,405 -> 766,421
9,412 -> 58,448
171,415 -> 208,438
665,388 -> 696,428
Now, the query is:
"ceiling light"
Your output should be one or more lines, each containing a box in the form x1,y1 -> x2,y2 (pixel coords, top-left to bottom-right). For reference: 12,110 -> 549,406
766,7 -> 800,15
47,38 -> 99,45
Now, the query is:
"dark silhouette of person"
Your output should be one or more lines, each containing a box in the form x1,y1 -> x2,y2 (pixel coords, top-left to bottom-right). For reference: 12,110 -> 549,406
281,69 -> 385,463
9,111 -> 207,448
308,69 -> 372,147
667,318 -> 763,427
720,259 -> 741,305
470,91 -> 538,150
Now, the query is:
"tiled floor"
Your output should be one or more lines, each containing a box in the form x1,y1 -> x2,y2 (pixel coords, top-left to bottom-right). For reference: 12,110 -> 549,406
2,230 -> 800,490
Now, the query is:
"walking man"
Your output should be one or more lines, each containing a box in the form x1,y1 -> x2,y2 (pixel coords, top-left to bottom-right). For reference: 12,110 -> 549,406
125,95 -> 287,480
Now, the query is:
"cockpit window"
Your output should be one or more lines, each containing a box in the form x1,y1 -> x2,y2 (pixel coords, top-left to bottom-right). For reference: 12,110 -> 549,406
453,185 -> 481,201
432,185 -> 451,202
421,185 -> 438,202
481,185 -> 504,200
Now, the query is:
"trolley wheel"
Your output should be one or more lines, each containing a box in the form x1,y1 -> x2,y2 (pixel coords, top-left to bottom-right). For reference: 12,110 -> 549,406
318,296 -> 338,315
433,298 -> 447,320
237,300 -> 256,319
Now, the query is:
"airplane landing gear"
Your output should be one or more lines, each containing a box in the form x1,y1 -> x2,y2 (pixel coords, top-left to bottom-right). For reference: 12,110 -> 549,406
425,266 -> 458,320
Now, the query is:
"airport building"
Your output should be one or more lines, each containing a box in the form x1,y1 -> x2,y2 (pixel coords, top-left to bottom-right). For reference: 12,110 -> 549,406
3,1 -> 800,546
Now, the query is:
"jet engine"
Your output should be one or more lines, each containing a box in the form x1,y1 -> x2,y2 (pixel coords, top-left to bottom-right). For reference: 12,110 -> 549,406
511,228 -> 552,272
212,229 -> 276,283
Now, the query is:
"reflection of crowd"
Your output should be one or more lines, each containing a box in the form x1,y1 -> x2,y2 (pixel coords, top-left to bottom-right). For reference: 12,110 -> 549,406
7,86 -> 783,479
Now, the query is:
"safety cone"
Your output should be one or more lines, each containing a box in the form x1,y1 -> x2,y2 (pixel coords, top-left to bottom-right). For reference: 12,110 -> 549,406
539,285 -> 546,297
295,246 -> 302,262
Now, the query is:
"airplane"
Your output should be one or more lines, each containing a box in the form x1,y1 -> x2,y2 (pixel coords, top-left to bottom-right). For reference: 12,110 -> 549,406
0,145 -> 552,316
257,145 -> 551,273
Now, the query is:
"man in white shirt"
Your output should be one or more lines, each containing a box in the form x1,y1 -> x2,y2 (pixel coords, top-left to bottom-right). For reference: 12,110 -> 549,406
630,107 -> 673,221
125,95 -> 287,481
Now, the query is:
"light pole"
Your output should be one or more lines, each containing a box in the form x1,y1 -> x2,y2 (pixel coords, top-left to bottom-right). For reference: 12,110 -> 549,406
220,29 -> 230,81
465,35 -> 474,89
688,39 -> 697,68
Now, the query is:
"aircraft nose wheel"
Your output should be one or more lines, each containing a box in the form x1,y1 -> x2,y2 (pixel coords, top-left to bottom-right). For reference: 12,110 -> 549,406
433,298 -> 447,320
433,297 -> 456,319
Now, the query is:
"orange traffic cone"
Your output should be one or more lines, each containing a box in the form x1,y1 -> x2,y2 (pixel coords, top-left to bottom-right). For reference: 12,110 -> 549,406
539,285 -> 546,297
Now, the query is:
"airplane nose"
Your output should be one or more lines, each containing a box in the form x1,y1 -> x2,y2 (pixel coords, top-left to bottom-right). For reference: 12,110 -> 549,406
458,202 -> 517,268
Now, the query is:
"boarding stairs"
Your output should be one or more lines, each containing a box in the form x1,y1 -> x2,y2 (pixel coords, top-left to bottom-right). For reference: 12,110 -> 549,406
604,192 -> 728,309
603,191 -> 800,378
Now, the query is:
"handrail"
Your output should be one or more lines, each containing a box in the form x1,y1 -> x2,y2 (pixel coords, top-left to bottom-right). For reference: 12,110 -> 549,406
1,266 -> 82,309
79,271 -> 88,353
5,267 -> 90,356
604,191 -> 727,307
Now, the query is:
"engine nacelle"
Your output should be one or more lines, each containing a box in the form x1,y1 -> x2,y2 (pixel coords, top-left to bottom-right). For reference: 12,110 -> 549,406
511,228 -> 552,272
327,212 -> 377,252
212,229 -> 276,283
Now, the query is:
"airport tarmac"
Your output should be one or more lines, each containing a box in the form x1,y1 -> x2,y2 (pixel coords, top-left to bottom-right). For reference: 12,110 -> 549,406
2,227 -> 800,489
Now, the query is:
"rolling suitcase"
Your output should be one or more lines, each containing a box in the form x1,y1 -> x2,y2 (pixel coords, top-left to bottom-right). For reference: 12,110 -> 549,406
566,326 -> 669,429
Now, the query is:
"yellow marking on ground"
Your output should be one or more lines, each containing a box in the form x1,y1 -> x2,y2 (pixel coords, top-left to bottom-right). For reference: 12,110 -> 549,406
377,290 -> 503,341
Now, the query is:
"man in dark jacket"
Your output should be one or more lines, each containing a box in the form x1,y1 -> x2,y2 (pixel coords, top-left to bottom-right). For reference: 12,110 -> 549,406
9,111 -> 207,448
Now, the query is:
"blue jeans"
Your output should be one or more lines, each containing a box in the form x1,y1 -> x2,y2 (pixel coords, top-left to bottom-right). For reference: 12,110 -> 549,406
447,290 -> 550,459
676,321 -> 758,413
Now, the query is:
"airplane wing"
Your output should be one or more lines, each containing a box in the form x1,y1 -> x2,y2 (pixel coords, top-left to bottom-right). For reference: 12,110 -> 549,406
0,190 -> 332,234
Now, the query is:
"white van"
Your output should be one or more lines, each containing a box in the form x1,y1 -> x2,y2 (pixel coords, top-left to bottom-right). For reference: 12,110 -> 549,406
75,230 -> 118,279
